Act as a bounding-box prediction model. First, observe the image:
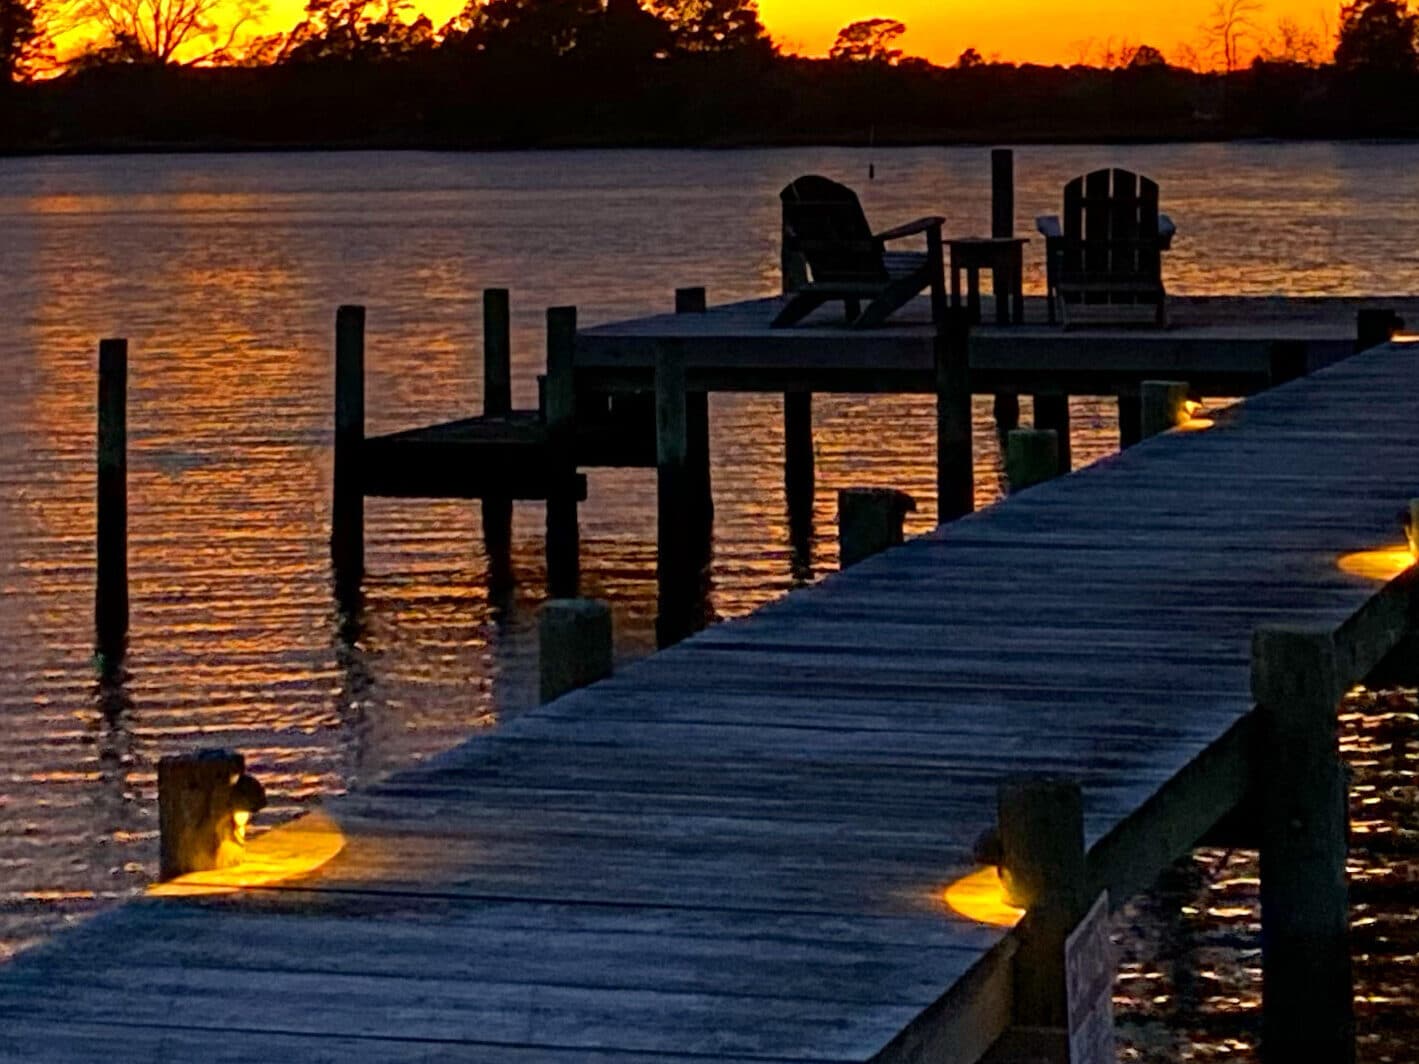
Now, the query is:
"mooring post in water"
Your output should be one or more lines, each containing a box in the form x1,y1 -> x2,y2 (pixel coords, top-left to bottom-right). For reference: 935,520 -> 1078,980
1252,626 -> 1353,1064
1268,341 -> 1308,387
838,488 -> 915,569
1117,382 -> 1143,448
96,338 -> 128,661
332,305 -> 365,598
158,749 -> 267,881
1140,380 -> 1190,439
1033,392 -> 1071,473
539,598 -> 613,704
935,308 -> 974,524
655,340 -> 695,649
993,392 -> 1020,437
481,288 -> 515,594
991,148 -> 1014,241
1005,428 -> 1059,494
675,288 -> 714,558
1356,307 -> 1400,353
544,306 -> 580,600
784,392 -> 815,541
997,775 -> 1087,1028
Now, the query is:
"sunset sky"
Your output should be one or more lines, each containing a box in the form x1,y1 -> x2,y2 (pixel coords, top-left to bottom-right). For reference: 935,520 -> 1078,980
54,0 -> 1339,68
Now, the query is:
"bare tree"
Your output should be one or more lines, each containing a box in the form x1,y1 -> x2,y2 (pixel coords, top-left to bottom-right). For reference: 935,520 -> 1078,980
64,0 -> 264,63
1203,0 -> 1263,70
1258,14 -> 1327,64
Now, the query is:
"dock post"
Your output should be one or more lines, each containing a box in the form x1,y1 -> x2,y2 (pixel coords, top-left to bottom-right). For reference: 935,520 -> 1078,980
784,391 -> 814,535
838,488 -> 915,568
998,775 -> 1087,1028
96,338 -> 128,665
481,289 -> 515,595
332,306 -> 365,599
1140,380 -> 1190,439
545,306 -> 580,599
1117,383 -> 1142,448
539,598 -> 613,703
1356,307 -> 1399,352
1268,341 -> 1308,387
992,392 -> 1020,436
935,308 -> 974,524
1252,626 -> 1353,1064
675,288 -> 715,559
656,341 -> 694,648
1005,428 -> 1059,493
158,750 -> 267,881
1032,392 -> 1070,473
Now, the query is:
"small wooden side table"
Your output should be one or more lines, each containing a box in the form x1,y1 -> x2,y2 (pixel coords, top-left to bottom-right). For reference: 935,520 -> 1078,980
948,237 -> 1028,325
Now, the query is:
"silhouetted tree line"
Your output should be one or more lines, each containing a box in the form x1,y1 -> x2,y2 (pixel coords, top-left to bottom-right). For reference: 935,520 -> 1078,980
3,0 -> 1419,150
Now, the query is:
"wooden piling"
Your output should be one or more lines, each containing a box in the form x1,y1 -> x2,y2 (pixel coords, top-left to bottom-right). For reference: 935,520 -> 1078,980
656,341 -> 692,649
481,289 -> 514,594
1005,428 -> 1059,494
1140,380 -> 1190,439
1268,341 -> 1308,387
158,750 -> 267,881
1117,383 -> 1142,448
784,392 -> 814,528
96,338 -> 128,660
1251,625 -> 1353,1064
998,775 -> 1087,1028
1356,307 -> 1399,352
676,288 -> 714,552
991,148 -> 1014,240
544,306 -> 580,599
539,599 -> 613,704
993,392 -> 1020,436
838,488 -> 915,568
332,306 -> 365,597
935,309 -> 974,524
1032,392 -> 1071,473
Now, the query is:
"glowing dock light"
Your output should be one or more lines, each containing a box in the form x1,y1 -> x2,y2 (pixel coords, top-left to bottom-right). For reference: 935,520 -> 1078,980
150,811 -> 346,897
944,866 -> 1026,927
158,750 -> 268,881
1336,503 -> 1419,582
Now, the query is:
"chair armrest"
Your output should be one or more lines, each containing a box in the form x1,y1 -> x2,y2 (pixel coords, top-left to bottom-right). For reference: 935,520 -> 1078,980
874,216 -> 946,242
1035,215 -> 1062,239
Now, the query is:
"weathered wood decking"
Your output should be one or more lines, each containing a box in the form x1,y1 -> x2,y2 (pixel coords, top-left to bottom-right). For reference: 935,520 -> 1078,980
4,337 -> 1419,1062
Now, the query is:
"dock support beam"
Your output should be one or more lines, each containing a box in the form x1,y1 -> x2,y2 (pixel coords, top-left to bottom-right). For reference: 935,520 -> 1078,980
332,305 -> 365,600
545,307 -> 580,600
539,599 -> 613,703
1252,626 -> 1353,1064
999,776 -> 1087,1028
992,393 -> 1020,437
656,341 -> 697,648
1005,429 -> 1059,494
1117,383 -> 1142,448
1141,380 -> 1190,439
96,338 -> 128,666
481,288 -> 515,596
1356,307 -> 1400,353
1032,393 -> 1070,473
935,309 -> 974,524
838,488 -> 915,568
676,288 -> 715,560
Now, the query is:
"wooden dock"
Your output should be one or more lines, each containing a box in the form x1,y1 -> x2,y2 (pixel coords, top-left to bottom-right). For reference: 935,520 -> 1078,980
4,333 -> 1419,1062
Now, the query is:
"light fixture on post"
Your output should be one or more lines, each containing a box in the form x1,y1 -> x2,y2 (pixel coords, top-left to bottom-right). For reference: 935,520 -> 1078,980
158,749 -> 267,881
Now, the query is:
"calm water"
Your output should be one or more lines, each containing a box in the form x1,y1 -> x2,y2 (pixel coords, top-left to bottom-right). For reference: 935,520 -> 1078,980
3,143 -> 1419,1057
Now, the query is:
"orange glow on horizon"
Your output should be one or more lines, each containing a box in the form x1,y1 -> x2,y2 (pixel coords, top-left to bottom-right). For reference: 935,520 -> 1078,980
49,0 -> 1335,71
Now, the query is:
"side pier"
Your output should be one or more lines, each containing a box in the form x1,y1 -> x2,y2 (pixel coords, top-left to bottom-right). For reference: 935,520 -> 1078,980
4,336 -> 1419,1062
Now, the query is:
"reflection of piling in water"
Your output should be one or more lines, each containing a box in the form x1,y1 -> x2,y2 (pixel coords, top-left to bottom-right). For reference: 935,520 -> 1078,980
96,338 -> 128,668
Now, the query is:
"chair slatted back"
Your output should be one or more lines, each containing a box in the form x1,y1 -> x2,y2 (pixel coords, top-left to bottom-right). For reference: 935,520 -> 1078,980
1061,168 -> 1162,283
780,176 -> 889,286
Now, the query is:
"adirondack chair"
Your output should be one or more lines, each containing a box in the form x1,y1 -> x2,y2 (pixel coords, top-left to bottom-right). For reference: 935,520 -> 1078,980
774,175 -> 947,328
1035,168 -> 1176,328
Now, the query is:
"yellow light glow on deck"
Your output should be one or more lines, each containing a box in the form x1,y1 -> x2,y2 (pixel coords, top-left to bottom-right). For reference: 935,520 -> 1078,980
943,866 -> 1025,928
149,810 -> 345,897
1336,546 -> 1416,582
1176,417 -> 1215,432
